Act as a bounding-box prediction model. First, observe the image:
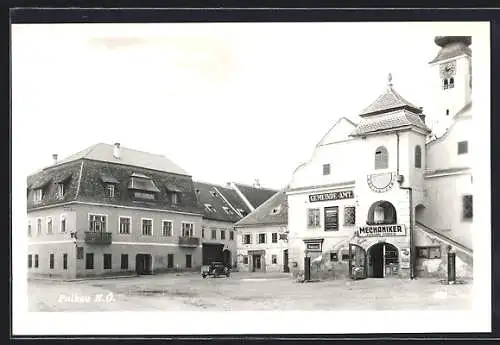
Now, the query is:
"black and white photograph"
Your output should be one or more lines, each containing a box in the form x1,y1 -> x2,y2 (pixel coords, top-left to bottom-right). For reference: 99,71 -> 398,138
11,16 -> 491,335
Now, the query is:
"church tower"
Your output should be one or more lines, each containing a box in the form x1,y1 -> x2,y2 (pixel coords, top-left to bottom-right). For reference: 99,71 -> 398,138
428,36 -> 472,134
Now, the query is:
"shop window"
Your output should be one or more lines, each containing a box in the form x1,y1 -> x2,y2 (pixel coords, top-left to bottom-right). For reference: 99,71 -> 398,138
344,206 -> 356,225
417,246 -> 441,259
458,141 -> 468,155
86,253 -> 94,269
121,254 -> 129,269
323,164 -> 331,175
63,253 -> 68,270
307,208 -> 321,228
272,255 -> 277,264
324,206 -> 339,231
77,247 -> 84,260
330,252 -> 338,261
414,145 -> 422,168
272,233 -> 278,243
341,253 -> 354,261
374,146 -> 388,170
104,254 -> 112,269
243,256 -> 249,264
462,195 -> 473,220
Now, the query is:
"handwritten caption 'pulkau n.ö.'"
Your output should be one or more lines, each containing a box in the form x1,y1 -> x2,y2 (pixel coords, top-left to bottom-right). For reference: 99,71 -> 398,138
58,292 -> 116,304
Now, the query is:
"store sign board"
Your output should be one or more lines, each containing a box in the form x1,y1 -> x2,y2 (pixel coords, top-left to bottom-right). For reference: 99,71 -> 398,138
357,224 -> 406,237
309,190 -> 354,203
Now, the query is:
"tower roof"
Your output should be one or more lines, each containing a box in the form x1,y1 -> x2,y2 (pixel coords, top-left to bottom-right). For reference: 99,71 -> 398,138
430,36 -> 472,64
359,74 -> 422,117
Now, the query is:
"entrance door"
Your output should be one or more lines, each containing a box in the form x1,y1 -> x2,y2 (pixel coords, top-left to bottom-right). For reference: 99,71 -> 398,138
136,254 -> 152,275
252,255 -> 262,272
186,254 -> 192,269
367,243 -> 399,278
349,244 -> 367,279
283,249 -> 289,273
223,250 -> 231,268
369,244 -> 384,278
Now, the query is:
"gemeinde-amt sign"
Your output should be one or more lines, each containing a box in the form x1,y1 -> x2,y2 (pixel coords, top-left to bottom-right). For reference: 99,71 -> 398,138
357,224 -> 406,237
309,190 -> 354,203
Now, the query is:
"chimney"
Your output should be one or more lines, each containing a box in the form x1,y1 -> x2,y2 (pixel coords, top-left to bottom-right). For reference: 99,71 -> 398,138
254,179 -> 261,188
52,154 -> 58,165
418,107 -> 426,124
113,143 -> 121,159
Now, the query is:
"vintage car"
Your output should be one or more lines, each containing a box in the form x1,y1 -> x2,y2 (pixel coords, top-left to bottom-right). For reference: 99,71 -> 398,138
202,261 -> 231,278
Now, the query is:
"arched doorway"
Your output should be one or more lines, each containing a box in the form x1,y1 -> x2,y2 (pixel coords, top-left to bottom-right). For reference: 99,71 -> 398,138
415,204 -> 426,224
367,243 -> 399,278
367,201 -> 397,225
223,249 -> 231,268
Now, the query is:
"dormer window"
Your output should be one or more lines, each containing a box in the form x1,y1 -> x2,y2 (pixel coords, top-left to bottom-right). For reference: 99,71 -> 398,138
374,146 -> 388,170
33,189 -> 43,203
449,77 -> 455,88
171,192 -> 178,204
222,206 -> 234,215
57,184 -> 65,198
128,173 -> 160,200
237,208 -> 248,217
270,205 -> 282,215
210,191 -> 217,197
204,204 -> 217,213
165,183 -> 183,205
106,184 -> 115,198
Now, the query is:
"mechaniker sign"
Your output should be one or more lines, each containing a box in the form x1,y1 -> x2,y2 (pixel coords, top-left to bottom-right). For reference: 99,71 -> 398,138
309,190 -> 354,203
357,224 -> 406,237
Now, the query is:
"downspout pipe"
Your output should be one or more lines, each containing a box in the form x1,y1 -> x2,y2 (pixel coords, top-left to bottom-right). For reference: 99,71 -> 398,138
396,132 -> 415,280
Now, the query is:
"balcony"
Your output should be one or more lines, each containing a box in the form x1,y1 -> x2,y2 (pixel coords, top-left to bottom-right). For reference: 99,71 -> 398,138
84,231 -> 112,245
178,236 -> 200,247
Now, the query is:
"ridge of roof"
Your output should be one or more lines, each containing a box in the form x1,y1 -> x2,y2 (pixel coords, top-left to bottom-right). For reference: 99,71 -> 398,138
426,101 -> 472,147
234,188 -> 287,227
316,117 -> 358,147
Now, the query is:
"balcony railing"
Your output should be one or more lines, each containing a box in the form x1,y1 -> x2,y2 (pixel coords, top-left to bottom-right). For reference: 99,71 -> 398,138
178,236 -> 200,247
85,231 -> 112,245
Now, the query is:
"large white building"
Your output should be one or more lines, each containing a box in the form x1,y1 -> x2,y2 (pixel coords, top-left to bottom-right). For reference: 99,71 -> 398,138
285,36 -> 473,280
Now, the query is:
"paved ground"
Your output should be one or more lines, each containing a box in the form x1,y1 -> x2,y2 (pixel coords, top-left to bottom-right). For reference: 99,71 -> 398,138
28,272 -> 472,312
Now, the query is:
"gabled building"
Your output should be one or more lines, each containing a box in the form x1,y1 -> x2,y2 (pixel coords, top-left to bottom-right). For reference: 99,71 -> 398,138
27,143 -> 204,278
234,189 -> 289,273
286,36 -> 473,281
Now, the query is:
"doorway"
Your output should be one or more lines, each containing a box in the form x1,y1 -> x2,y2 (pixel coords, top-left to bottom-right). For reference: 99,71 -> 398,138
136,254 -> 152,275
252,255 -> 262,272
186,254 -> 192,269
283,249 -> 289,273
367,243 -> 399,278
223,250 -> 231,268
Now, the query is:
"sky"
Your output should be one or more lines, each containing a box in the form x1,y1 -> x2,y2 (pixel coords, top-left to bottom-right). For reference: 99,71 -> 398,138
12,22 -> 476,190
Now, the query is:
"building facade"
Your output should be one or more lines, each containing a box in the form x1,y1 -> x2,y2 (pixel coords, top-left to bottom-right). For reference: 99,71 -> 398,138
27,143 -> 205,279
235,189 -> 289,273
286,36 -> 473,280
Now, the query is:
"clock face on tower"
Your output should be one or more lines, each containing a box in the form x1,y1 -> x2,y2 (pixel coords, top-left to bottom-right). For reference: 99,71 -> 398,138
367,173 -> 395,193
440,61 -> 457,79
